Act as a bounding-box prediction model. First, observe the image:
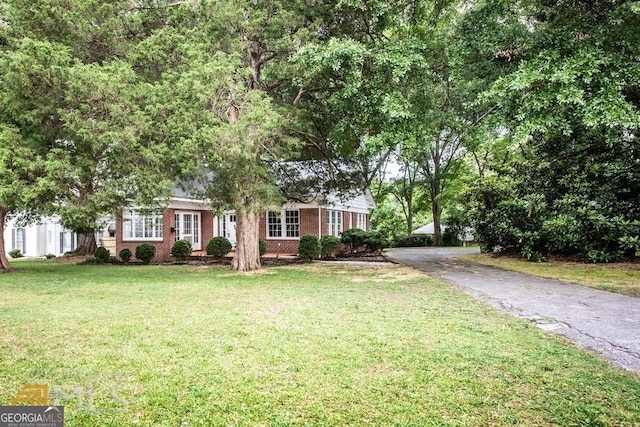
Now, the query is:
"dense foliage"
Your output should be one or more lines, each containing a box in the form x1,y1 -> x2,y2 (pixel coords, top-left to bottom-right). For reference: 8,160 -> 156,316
340,228 -> 387,253
119,248 -> 132,263
320,235 -> 341,258
94,247 -> 110,264
298,235 -> 321,261
171,239 -> 193,260
2,0 -> 638,268
463,0 -> 640,262
394,235 -> 433,248
135,243 -> 156,265
206,237 -> 232,259
259,239 -> 268,258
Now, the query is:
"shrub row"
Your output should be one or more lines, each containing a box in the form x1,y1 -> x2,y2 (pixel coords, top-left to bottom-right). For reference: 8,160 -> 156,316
394,235 -> 434,248
297,228 -> 388,261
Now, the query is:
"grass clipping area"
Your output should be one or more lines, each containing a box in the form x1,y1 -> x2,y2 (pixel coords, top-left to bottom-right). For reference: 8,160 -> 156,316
1,261 -> 639,426
460,253 -> 640,297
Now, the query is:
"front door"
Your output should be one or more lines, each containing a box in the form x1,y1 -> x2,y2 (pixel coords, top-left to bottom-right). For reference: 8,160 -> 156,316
175,212 -> 201,250
223,213 -> 237,248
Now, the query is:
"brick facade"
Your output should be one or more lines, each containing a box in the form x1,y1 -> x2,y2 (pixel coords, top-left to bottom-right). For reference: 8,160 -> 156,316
115,206 -> 371,261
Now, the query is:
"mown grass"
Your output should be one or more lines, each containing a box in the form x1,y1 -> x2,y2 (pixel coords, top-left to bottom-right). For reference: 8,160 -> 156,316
460,253 -> 640,297
1,259 -> 639,426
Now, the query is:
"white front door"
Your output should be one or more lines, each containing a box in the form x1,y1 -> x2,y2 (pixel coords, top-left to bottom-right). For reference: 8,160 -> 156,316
223,214 -> 237,248
175,212 -> 201,250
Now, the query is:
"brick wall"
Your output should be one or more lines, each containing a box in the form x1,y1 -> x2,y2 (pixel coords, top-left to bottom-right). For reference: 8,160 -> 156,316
116,206 -> 371,259
116,209 -> 215,262
200,210 -> 215,254
116,209 -> 174,262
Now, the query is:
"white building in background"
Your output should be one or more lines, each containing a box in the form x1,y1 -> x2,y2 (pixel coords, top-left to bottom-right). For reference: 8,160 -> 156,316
3,216 -> 114,258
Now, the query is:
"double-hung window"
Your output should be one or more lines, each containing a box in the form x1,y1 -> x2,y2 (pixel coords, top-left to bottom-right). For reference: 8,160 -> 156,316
122,210 -> 163,240
267,210 -> 299,238
11,228 -> 26,253
327,210 -> 343,237
356,213 -> 367,231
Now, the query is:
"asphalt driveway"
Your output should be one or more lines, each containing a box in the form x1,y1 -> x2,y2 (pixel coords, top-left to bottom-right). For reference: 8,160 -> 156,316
385,247 -> 640,372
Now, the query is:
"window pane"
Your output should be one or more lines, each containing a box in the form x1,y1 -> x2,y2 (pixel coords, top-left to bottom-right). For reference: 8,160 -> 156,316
193,214 -> 200,244
123,210 -> 162,239
268,211 -> 281,238
285,210 -> 299,237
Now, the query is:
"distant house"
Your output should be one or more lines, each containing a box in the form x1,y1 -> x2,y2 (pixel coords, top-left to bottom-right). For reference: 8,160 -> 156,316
3,216 -> 113,258
413,221 -> 474,245
115,189 -> 376,261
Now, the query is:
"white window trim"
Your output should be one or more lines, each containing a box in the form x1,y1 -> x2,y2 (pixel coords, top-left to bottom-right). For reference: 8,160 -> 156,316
266,209 -> 300,240
122,210 -> 164,241
327,209 -> 343,237
356,213 -> 367,231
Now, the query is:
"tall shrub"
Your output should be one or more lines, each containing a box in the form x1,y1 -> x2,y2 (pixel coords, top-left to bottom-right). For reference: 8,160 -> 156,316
298,234 -> 320,261
320,235 -> 341,258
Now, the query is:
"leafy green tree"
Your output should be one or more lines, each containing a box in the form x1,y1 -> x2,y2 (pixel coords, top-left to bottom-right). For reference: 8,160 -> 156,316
465,1 -> 640,261
141,0 -> 312,271
1,0 -> 173,255
0,37 -> 68,271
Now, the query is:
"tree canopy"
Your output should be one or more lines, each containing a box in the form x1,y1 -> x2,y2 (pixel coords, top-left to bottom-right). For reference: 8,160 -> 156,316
2,0 -> 638,270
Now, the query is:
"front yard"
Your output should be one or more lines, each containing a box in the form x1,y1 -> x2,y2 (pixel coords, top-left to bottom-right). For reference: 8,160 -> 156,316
1,260 -> 639,426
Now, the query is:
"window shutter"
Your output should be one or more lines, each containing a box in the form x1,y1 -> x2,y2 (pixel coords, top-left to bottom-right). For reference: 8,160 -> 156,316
21,229 -> 26,253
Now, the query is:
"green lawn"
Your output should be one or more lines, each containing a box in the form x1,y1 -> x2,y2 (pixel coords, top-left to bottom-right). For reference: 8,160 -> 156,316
461,253 -> 640,297
1,260 -> 639,426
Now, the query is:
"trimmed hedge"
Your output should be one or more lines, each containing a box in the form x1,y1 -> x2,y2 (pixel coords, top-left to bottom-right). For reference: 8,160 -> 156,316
341,228 -> 389,252
135,243 -> 156,265
394,235 -> 433,247
298,234 -> 320,261
206,237 -> 232,258
320,235 -> 341,258
94,247 -> 110,263
119,248 -> 132,263
171,239 -> 193,259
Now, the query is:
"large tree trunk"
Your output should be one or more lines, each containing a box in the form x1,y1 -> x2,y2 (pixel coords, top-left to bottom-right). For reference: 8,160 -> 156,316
406,198 -> 414,235
74,231 -> 97,255
231,208 -> 261,272
432,202 -> 443,247
0,205 -> 13,272
431,175 -> 443,246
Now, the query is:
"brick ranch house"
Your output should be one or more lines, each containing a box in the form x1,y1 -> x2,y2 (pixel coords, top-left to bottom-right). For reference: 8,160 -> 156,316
115,190 -> 376,261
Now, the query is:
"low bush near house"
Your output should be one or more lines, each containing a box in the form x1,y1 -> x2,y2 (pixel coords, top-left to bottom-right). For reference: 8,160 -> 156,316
341,228 -> 368,252
171,239 -> 193,260
8,249 -> 23,258
320,235 -> 341,258
364,231 -> 387,252
119,248 -> 132,263
94,247 -> 110,263
298,234 -> 320,261
135,243 -> 156,265
259,239 -> 267,257
45,253 -> 56,260
206,237 -> 232,258
342,228 -> 389,253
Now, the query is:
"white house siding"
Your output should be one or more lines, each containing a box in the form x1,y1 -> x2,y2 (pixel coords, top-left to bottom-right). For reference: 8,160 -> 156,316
3,216 -> 112,258
4,217 -> 70,257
